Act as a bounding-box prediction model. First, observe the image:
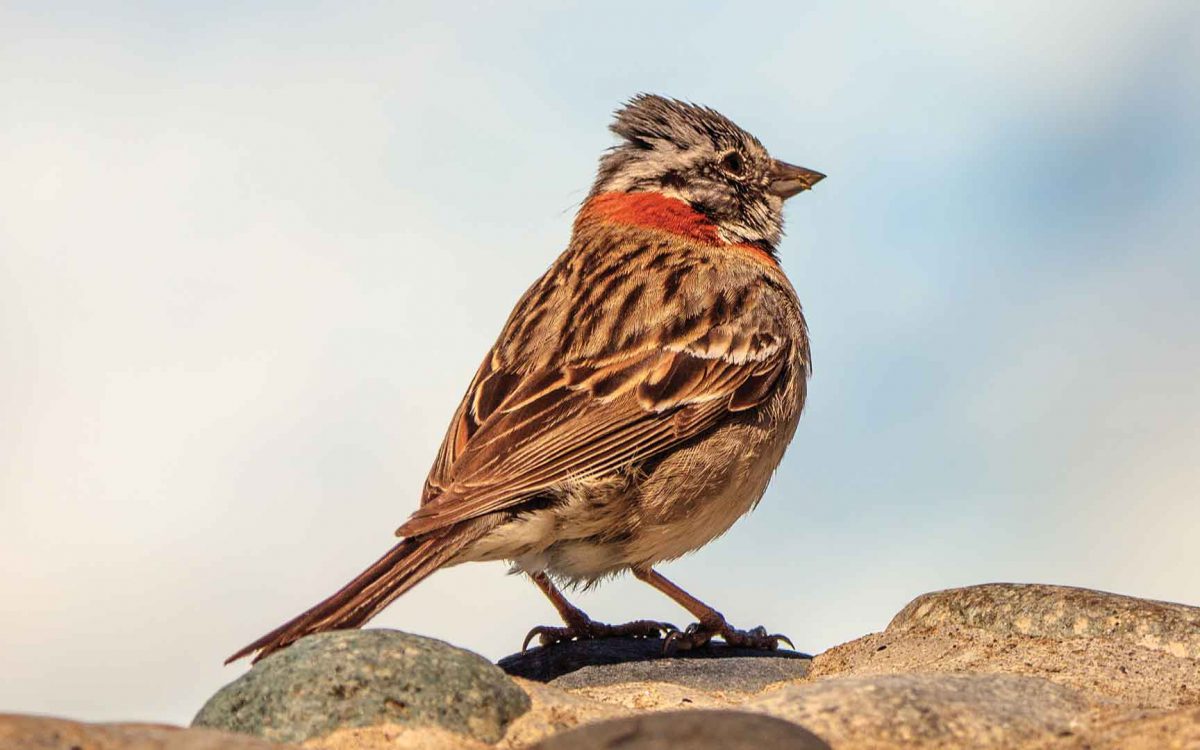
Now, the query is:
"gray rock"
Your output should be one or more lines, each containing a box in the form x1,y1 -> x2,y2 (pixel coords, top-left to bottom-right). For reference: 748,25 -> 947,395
499,638 -> 810,686
193,629 -> 529,745
746,673 -> 1087,749
530,710 -> 831,750
891,583 -> 1200,659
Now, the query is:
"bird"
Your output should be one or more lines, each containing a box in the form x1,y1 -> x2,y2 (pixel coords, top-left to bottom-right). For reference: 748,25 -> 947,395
228,94 -> 824,664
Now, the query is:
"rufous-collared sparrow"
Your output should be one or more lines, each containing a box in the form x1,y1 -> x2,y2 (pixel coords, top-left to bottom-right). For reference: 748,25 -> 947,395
230,94 -> 824,663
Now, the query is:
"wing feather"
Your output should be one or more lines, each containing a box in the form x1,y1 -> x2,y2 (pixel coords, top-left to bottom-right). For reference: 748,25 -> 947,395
407,231 -> 804,536
399,315 -> 788,537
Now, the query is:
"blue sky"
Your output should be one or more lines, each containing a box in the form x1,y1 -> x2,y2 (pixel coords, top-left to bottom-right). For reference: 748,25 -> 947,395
2,0 -> 1198,725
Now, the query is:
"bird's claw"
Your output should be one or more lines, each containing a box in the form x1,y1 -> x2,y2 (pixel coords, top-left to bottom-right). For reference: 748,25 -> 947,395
521,619 -> 678,651
663,621 -> 794,654
521,625 -> 563,652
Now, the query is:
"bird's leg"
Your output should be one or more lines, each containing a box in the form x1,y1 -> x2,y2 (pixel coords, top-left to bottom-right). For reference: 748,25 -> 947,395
521,571 -> 677,650
632,567 -> 793,653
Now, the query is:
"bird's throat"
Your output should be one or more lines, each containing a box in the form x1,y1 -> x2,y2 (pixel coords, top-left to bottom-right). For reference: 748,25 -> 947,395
581,192 -> 722,244
578,192 -> 777,266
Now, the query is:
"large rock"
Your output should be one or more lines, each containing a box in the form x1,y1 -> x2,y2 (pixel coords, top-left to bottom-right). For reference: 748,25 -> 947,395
529,710 -> 831,750
0,713 -> 295,750
193,629 -> 529,745
746,673 -> 1087,749
810,583 -> 1200,709
892,583 -> 1200,659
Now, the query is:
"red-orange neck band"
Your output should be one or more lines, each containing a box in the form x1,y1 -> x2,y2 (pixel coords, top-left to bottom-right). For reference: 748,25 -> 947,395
578,192 -> 778,266
581,192 -> 722,243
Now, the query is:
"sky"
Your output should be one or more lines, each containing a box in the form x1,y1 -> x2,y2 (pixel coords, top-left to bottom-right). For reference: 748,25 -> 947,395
2,0 -> 1198,726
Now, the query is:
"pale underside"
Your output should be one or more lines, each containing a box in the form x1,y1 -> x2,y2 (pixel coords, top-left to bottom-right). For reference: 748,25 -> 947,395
458,386 -> 803,584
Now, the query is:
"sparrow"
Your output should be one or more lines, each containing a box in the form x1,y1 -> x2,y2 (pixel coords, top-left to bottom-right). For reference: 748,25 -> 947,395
229,94 -> 823,664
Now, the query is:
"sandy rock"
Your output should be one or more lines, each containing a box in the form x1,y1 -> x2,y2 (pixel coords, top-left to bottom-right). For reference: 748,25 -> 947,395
496,679 -> 630,749
302,723 -> 489,750
746,673 -> 1088,749
193,629 -> 529,745
1087,706 -> 1200,750
892,584 -> 1200,659
566,680 -> 755,712
529,710 -> 831,750
810,625 -> 1200,710
811,584 -> 1200,708
0,713 -> 295,750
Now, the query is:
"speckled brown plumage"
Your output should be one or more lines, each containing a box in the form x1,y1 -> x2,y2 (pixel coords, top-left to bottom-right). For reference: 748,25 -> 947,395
229,95 -> 824,663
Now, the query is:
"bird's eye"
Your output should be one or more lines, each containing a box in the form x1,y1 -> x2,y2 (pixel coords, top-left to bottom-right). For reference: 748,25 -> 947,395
720,151 -> 746,176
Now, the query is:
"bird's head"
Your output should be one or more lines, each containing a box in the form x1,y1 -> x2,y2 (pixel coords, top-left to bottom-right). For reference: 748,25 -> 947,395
590,94 -> 824,248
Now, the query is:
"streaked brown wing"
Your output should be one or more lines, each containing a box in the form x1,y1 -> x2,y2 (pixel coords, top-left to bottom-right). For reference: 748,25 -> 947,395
399,312 -> 789,538
420,354 -> 501,505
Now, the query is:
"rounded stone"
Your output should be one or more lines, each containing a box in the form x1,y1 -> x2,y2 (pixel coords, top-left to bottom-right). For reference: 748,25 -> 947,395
746,673 -> 1086,748
192,629 -> 530,745
530,710 -> 831,750
890,583 -> 1200,659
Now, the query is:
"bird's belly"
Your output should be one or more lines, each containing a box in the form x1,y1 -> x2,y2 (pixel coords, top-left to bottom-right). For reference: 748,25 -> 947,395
620,418 -> 790,568
457,386 -> 802,584
545,414 -> 795,582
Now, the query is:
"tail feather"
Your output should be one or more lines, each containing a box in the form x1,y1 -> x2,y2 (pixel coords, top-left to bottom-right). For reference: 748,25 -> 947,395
226,527 -> 481,664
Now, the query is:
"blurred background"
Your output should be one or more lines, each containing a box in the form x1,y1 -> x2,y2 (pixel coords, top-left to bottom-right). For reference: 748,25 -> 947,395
2,0 -> 1198,726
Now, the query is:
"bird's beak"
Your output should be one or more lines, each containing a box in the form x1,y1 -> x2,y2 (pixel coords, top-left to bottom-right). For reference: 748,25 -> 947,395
768,160 -> 826,200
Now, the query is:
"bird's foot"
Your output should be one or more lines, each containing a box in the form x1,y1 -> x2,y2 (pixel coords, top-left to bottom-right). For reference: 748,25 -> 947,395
663,617 -> 793,654
522,617 -> 678,651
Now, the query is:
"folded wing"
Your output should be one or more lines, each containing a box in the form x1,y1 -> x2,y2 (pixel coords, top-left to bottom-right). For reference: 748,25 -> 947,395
399,301 -> 793,538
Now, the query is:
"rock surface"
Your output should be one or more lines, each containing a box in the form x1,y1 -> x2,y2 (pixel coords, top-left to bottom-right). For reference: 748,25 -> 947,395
891,583 -> 1200,659
192,629 -> 529,745
1085,706 -> 1200,750
16,582 -> 1200,750
0,713 -> 295,750
496,679 -> 629,750
529,710 -> 831,750
810,583 -> 1200,709
301,723 -> 491,750
547,653 -> 810,692
495,583 -> 1200,748
746,673 -> 1087,748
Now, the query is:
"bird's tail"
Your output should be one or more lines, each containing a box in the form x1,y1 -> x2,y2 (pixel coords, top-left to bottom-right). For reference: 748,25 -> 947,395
226,526 -> 482,664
